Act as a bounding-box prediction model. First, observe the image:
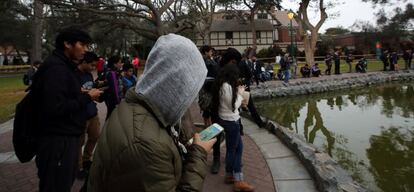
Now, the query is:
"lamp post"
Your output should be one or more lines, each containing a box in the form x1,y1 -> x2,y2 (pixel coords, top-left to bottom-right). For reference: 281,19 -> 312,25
287,10 -> 296,78
287,10 -> 295,58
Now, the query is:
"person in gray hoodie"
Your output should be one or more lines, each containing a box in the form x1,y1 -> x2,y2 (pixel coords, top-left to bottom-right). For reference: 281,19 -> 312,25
88,34 -> 216,192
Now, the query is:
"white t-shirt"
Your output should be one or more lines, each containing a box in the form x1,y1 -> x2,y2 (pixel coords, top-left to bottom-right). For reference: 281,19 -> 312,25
218,82 -> 243,121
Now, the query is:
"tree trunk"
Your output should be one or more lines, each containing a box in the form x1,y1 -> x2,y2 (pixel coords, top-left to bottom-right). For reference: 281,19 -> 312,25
304,37 -> 314,66
250,9 -> 257,48
204,30 -> 211,45
31,0 -> 43,64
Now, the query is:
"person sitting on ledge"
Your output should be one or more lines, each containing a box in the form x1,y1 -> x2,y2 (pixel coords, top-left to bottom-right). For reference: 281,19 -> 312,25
300,63 -> 311,78
311,63 -> 321,77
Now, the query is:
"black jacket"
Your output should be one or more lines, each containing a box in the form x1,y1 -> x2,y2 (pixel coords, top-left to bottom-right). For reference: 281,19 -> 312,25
238,60 -> 253,85
34,50 -> 91,136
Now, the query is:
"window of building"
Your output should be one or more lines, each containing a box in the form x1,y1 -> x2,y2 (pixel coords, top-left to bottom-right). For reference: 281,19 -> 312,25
257,13 -> 268,19
225,31 -> 233,39
256,31 -> 261,38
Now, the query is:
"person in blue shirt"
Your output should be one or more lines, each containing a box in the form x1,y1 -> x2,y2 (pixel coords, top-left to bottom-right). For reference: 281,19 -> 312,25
121,63 -> 137,95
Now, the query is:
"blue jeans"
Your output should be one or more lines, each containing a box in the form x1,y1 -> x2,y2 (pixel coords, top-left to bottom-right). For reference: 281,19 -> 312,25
283,70 -> 290,83
219,118 -> 243,174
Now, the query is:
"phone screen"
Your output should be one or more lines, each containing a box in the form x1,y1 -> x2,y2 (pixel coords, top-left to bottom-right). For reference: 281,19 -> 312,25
188,123 -> 224,144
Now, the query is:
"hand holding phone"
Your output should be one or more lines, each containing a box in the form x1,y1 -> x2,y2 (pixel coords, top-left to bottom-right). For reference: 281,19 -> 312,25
188,123 -> 224,145
88,89 -> 103,101
193,133 -> 216,153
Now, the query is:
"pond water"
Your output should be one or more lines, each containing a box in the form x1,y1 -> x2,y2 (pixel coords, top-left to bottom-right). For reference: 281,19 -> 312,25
255,83 -> 414,192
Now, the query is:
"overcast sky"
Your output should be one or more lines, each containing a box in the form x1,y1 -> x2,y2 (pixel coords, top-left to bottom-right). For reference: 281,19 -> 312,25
280,0 -> 408,33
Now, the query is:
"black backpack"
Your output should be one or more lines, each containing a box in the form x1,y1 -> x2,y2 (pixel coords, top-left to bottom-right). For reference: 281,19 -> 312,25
13,81 -> 40,163
23,74 -> 30,85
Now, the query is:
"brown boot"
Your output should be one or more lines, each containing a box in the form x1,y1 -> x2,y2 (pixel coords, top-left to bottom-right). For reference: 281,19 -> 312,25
234,181 -> 254,192
224,175 -> 234,184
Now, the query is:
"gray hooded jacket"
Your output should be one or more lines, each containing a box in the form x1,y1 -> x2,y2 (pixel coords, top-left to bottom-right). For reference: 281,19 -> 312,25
88,34 -> 208,192
135,34 -> 207,127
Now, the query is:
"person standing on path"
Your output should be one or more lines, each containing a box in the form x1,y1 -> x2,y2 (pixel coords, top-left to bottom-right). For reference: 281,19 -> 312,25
403,49 -> 412,70
346,53 -> 353,73
198,45 -> 222,175
199,45 -> 219,128
251,56 -> 263,86
325,53 -> 333,75
390,51 -> 399,71
212,63 -> 254,192
334,50 -> 341,75
88,34 -> 216,192
24,60 -> 41,86
280,53 -> 291,84
33,28 -> 102,192
102,55 -> 123,119
380,50 -> 389,71
75,51 -> 101,177
121,63 -> 138,95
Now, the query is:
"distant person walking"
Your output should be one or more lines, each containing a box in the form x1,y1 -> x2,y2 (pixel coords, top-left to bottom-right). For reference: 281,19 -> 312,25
280,53 -> 291,84
334,51 -> 341,75
325,53 -> 333,75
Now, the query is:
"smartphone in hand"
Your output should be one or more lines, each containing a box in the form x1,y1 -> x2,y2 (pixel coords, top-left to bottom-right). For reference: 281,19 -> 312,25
188,123 -> 224,145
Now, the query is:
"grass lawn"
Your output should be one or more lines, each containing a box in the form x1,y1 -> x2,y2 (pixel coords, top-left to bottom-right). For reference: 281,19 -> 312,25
273,59 -> 405,76
0,74 -> 26,123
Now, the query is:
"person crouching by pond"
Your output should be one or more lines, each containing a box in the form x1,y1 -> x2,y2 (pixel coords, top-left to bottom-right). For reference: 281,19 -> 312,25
103,55 -> 123,120
312,63 -> 321,77
300,63 -> 311,78
121,63 -> 137,95
212,63 -> 254,192
87,34 -> 216,192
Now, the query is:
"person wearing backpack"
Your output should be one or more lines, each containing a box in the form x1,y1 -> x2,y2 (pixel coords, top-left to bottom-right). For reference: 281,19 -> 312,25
23,60 -> 41,86
102,55 -> 124,120
31,28 -> 102,192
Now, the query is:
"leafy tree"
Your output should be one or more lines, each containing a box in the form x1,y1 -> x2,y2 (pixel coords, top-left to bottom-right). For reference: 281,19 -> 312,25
361,0 -> 414,50
325,26 -> 350,35
0,0 -> 32,64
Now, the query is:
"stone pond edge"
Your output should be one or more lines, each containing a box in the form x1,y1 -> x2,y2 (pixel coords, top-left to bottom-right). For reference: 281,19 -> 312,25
265,121 -> 368,192
251,70 -> 414,99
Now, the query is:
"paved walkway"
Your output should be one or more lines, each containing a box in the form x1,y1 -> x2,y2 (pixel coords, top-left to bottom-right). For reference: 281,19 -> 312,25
0,102 -> 317,192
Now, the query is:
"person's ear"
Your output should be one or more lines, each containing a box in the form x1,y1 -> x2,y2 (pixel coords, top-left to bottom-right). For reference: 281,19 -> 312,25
64,41 -> 72,49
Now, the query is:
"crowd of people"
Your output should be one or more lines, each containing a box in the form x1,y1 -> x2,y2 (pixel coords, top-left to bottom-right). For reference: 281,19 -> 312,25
20,28 -> 272,192
18,26 -> 414,192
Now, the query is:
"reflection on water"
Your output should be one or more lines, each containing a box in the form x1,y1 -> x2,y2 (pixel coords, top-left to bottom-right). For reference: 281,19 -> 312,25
256,83 -> 414,192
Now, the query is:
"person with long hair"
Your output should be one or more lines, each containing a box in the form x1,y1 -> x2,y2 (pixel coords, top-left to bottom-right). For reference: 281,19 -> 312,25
211,63 -> 254,192
103,55 -> 123,119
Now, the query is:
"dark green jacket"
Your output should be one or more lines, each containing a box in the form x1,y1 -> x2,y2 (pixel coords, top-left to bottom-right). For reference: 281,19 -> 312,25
88,90 -> 208,192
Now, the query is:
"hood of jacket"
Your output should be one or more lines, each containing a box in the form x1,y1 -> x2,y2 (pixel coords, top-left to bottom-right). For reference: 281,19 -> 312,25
135,34 -> 207,127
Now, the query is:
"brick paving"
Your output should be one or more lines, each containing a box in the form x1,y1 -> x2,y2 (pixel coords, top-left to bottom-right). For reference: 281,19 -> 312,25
0,102 -> 276,192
